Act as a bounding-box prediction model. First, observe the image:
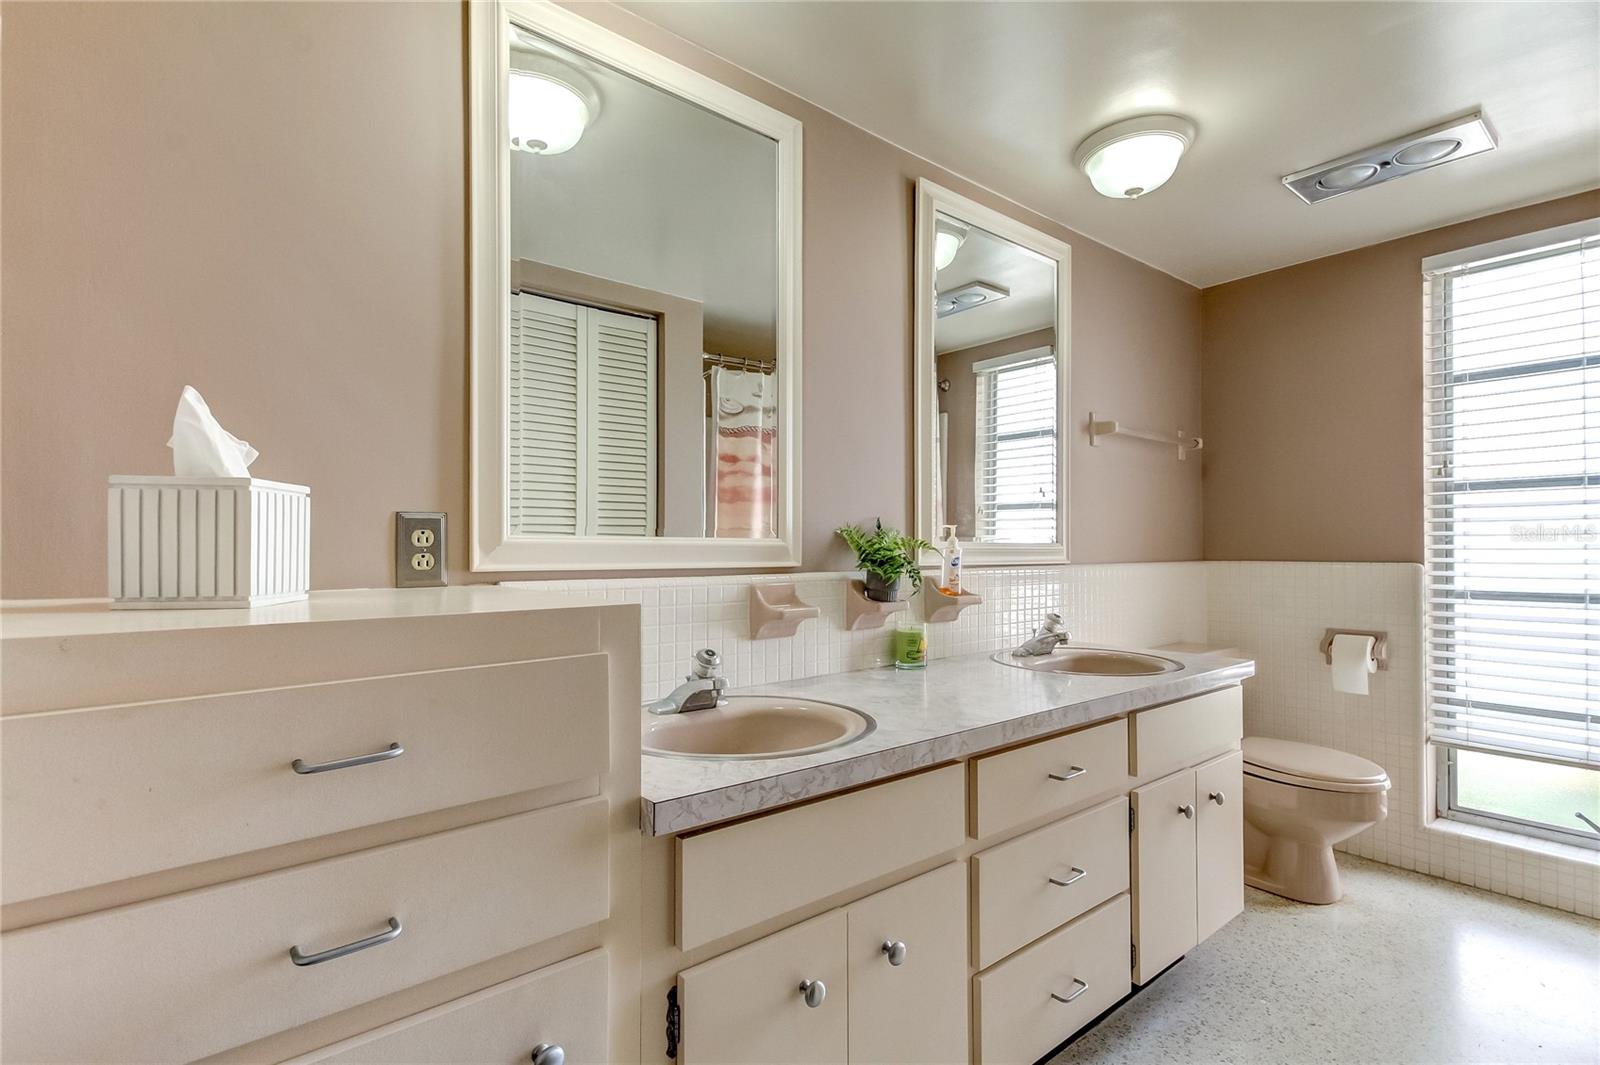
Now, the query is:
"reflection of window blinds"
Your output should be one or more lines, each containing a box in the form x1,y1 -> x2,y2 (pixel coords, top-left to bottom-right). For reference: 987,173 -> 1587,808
973,349 -> 1056,544
1422,220 -> 1599,769
508,292 -> 657,538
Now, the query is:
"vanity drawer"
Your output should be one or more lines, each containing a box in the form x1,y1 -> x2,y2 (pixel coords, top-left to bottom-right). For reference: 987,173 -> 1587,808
1129,687 -> 1242,782
0,800 -> 608,1064
971,796 -> 1129,969
973,894 -> 1131,1065
294,950 -> 609,1064
970,718 -> 1129,839
677,764 -> 965,950
1,654 -> 609,904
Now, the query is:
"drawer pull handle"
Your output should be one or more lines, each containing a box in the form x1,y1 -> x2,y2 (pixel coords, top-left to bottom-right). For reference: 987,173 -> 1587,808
1178,803 -> 1195,820
882,940 -> 908,966
798,979 -> 826,1008
1209,790 -> 1226,806
1048,866 -> 1088,888
292,742 -> 404,775
1051,979 -> 1089,1004
531,1044 -> 565,1065
289,916 -> 402,966
1047,765 -> 1088,782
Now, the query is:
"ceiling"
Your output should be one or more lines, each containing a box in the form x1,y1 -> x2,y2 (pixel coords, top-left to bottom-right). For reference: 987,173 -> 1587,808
621,1 -> 1600,287
934,220 -> 1056,354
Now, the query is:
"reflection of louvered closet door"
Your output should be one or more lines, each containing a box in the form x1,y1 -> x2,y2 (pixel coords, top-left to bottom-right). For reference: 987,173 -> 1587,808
508,293 -> 657,537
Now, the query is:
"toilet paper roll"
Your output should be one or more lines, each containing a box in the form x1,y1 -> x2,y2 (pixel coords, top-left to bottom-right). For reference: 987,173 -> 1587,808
1330,634 -> 1377,695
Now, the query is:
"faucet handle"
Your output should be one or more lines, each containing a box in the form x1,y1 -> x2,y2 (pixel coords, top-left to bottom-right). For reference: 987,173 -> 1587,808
1038,612 -> 1068,637
691,648 -> 722,679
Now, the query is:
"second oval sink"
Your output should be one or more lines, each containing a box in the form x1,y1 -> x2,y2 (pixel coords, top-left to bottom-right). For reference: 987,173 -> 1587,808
992,647 -> 1183,676
643,697 -> 875,760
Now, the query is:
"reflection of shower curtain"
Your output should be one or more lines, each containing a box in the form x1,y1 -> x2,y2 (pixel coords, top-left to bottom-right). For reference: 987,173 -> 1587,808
707,366 -> 777,538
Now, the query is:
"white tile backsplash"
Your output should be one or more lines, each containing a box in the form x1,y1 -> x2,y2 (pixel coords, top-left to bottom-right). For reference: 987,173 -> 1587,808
507,558 -> 1597,917
1207,561 -> 1599,918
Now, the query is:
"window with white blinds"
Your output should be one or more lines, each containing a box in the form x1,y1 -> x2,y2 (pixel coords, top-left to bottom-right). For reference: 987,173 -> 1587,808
973,348 -> 1057,544
508,292 -> 657,538
1423,218 -> 1599,772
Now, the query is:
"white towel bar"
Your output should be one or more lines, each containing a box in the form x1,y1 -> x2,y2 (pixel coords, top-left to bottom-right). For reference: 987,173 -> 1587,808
1087,412 -> 1204,461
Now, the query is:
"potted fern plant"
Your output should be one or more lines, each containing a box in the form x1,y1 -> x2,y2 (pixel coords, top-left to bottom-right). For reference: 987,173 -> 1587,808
836,520 -> 933,602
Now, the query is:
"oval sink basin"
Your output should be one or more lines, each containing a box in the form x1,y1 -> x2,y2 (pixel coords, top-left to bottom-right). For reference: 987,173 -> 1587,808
992,647 -> 1183,676
643,697 -> 876,760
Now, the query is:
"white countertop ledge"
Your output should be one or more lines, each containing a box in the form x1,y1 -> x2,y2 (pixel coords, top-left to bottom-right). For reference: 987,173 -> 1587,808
640,647 -> 1255,836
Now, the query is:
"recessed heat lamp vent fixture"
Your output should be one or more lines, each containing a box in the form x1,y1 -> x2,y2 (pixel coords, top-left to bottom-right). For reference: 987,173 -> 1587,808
936,281 -> 1009,318
1282,112 -> 1497,204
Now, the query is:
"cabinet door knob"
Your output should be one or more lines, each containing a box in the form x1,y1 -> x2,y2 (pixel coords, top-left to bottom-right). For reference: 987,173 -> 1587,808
799,979 -> 826,1008
1048,866 -> 1087,888
1209,791 -> 1226,806
1050,978 -> 1089,1004
531,1044 -> 565,1065
1047,765 -> 1087,782
1178,803 -> 1195,820
881,940 -> 908,966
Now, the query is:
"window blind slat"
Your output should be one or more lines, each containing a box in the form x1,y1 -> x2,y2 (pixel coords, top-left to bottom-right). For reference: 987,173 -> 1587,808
1424,223 -> 1600,770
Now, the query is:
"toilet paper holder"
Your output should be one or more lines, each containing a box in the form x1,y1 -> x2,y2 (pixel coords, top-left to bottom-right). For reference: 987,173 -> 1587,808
1319,629 -> 1388,671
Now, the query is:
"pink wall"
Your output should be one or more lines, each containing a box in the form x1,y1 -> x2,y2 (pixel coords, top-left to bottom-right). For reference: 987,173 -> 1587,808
1201,190 -> 1599,563
1,1 -> 1204,598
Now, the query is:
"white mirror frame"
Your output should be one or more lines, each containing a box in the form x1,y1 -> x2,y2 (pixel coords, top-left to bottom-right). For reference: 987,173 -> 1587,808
913,179 -> 1072,566
468,1 -> 804,571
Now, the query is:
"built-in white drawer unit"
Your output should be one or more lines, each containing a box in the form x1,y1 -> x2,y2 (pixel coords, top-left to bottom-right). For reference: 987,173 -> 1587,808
1,654 -> 610,905
294,950 -> 610,1065
971,796 -> 1130,970
972,894 -> 1132,1065
1128,686 -> 1242,782
677,764 -> 965,950
969,718 -> 1129,839
0,800 -> 608,1064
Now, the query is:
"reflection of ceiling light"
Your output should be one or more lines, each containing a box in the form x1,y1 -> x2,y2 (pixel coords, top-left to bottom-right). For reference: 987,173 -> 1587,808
936,281 -> 1009,318
509,61 -> 601,155
1073,115 -> 1196,199
1282,112 -> 1496,204
933,218 -> 970,271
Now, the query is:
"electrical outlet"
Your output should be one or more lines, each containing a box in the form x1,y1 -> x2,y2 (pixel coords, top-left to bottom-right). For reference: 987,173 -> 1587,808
395,512 -> 447,588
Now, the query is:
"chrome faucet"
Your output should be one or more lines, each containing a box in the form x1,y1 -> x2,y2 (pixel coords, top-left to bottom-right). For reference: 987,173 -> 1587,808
1012,612 -> 1072,657
646,648 -> 729,715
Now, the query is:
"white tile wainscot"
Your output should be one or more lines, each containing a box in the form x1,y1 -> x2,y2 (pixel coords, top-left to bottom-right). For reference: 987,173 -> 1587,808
1207,561 -> 1600,918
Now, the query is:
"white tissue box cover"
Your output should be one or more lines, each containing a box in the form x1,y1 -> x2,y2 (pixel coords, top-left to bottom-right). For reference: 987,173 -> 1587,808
107,476 -> 310,609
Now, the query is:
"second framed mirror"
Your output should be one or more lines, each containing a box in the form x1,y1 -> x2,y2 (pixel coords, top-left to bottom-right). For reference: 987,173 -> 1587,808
913,179 -> 1071,565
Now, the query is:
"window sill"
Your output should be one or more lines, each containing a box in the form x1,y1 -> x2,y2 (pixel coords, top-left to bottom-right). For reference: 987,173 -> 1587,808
1427,816 -> 1600,867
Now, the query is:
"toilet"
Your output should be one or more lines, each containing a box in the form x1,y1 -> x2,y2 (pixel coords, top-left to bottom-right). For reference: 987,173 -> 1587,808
1242,736 -> 1390,905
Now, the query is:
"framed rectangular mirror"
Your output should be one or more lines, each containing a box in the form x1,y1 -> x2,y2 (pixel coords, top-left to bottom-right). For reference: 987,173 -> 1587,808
914,179 -> 1072,566
469,1 -> 803,571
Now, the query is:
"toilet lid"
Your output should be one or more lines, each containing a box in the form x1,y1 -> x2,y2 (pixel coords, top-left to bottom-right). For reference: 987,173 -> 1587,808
1243,737 -> 1390,794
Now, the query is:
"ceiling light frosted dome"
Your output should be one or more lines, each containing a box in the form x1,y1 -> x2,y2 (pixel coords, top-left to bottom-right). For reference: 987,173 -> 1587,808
509,64 -> 600,155
933,217 -> 970,271
1073,115 -> 1197,199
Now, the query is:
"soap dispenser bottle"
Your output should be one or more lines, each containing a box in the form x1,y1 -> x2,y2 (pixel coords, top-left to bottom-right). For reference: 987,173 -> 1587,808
939,525 -> 962,596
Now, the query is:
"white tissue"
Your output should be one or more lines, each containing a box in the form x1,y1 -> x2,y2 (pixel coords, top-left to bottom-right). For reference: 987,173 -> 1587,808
167,386 -> 258,477
1330,634 -> 1377,695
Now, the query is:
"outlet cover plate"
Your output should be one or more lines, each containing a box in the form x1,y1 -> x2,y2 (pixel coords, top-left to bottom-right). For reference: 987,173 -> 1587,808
395,512 -> 447,588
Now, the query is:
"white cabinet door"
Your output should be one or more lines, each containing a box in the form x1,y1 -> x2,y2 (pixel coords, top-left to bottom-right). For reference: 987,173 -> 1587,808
846,863 -> 969,1065
1130,769 -> 1198,983
677,911 -> 847,1065
1195,750 -> 1245,942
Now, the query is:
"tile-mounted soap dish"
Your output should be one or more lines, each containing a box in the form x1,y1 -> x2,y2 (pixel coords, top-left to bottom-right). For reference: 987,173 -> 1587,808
923,586 -> 981,623
845,579 -> 908,630
749,581 -> 819,640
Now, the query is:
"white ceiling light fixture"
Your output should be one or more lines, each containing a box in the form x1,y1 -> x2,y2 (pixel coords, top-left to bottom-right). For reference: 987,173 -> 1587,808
933,217 -> 970,271
1073,115 -> 1197,199
508,55 -> 602,156
936,280 -> 1009,318
1281,112 -> 1497,204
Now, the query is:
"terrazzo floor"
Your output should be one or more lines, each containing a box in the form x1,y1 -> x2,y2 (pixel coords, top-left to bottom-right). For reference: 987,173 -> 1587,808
1050,855 -> 1600,1065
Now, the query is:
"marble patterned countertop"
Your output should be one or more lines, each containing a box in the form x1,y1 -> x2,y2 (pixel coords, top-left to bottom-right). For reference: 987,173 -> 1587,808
640,646 -> 1255,836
